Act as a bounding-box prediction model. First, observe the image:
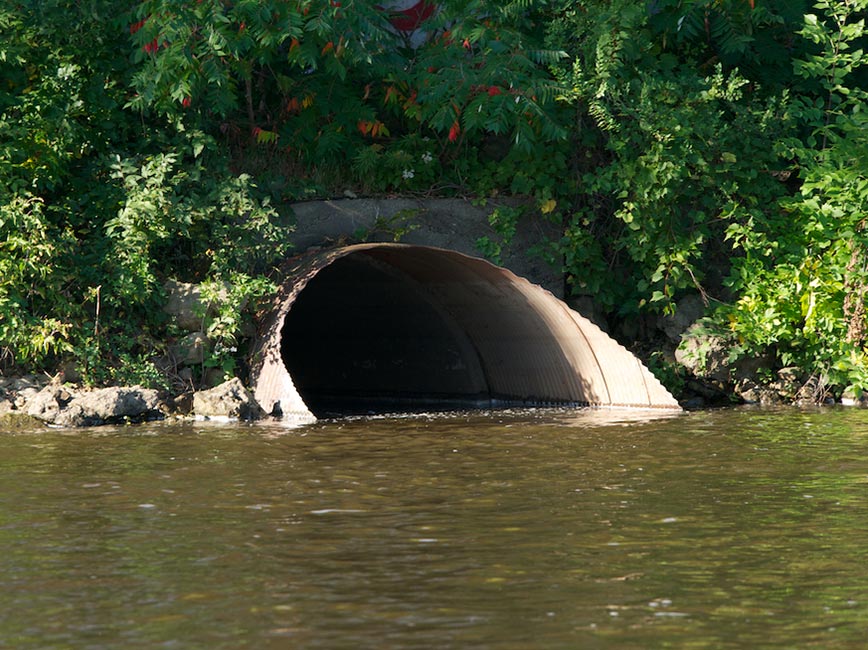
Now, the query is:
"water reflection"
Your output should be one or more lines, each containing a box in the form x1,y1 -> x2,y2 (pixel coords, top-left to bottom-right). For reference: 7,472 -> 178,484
2,408 -> 868,648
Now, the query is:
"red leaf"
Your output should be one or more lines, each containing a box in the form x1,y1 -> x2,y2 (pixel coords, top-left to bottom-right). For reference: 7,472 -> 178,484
448,121 -> 460,142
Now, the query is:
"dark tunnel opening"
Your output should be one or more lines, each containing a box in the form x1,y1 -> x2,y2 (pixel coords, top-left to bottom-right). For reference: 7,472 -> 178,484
280,253 -> 492,416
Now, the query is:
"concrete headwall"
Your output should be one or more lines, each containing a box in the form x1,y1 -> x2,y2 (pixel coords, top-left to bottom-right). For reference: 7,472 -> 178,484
289,198 -> 564,298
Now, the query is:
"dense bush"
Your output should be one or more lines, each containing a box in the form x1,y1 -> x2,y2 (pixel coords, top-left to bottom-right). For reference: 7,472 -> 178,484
0,1 -> 292,383
544,0 -> 868,394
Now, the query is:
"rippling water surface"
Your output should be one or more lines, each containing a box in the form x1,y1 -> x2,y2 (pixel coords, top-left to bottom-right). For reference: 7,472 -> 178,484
4,407 -> 868,648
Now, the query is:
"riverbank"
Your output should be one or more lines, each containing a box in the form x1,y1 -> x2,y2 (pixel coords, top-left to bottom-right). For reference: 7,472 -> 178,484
3,259 -> 865,430
3,353 -> 866,431
0,375 -> 262,429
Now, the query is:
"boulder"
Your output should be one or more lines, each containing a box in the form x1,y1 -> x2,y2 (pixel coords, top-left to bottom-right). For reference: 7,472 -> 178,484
0,392 -> 12,417
676,323 -> 774,383
657,294 -> 706,343
675,328 -> 732,382
841,385 -> 868,407
736,380 -> 784,406
5,375 -> 49,410
163,279 -> 228,332
25,385 -> 65,422
171,332 -> 209,366
193,378 -> 263,421
27,386 -> 163,427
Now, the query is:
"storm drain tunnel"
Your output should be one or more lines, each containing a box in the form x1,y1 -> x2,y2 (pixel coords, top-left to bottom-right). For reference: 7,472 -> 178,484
251,244 -> 680,421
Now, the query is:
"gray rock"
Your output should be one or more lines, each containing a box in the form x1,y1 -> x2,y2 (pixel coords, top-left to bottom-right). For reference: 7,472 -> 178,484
732,352 -> 776,382
163,279 -> 228,332
737,381 -> 783,406
58,361 -> 82,384
676,324 -> 773,384
841,385 -> 868,407
26,385 -> 162,427
658,294 -> 706,343
5,375 -> 49,409
792,376 -> 829,405
676,328 -> 732,381
0,393 -> 12,417
193,378 -> 263,420
171,332 -> 209,366
15,386 -> 41,410
6,375 -> 44,392
25,386 -> 64,422
778,366 -> 806,384
53,387 -> 162,427
170,392 -> 194,415
680,396 -> 706,409
685,378 -> 730,400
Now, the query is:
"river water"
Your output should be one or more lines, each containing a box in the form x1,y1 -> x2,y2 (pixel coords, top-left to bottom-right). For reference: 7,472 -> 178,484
3,406 -> 868,649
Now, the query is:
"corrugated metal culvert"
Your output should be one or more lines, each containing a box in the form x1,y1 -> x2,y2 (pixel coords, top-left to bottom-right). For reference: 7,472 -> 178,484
250,244 -> 680,421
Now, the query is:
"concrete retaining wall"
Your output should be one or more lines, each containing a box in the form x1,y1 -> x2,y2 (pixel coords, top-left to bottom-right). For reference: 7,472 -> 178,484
288,198 -> 564,297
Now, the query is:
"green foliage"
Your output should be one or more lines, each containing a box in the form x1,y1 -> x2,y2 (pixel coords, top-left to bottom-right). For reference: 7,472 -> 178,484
720,0 -> 868,390
553,2 -> 789,314
646,0 -> 810,86
131,0 -> 568,197
198,273 -> 275,384
0,196 -> 74,366
476,204 -> 523,265
109,354 -> 172,391
352,136 -> 443,193
0,0 -> 136,370
0,0 -> 293,385
544,0 -> 868,397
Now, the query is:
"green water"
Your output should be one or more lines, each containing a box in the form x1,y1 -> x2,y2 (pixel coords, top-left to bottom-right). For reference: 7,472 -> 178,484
3,407 -> 868,649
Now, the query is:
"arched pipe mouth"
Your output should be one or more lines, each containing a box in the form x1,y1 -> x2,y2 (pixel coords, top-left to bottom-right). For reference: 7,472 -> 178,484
250,244 -> 680,421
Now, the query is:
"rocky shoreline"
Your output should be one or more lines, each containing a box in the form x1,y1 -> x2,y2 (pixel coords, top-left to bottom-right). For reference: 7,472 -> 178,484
2,363 -> 865,431
0,375 -> 263,429
0,278 -> 270,429
4,280 -> 867,430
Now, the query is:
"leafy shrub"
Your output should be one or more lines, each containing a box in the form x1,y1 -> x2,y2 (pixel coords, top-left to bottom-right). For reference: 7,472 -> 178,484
719,0 -> 868,391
